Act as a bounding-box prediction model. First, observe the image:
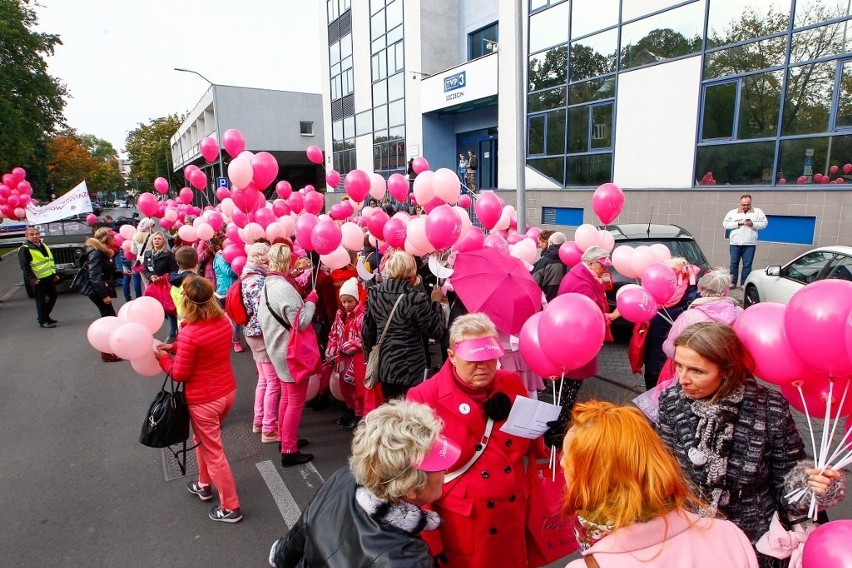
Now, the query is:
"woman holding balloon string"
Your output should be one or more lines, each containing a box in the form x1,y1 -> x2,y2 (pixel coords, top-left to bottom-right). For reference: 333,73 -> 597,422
656,322 -> 845,567
141,231 -> 179,343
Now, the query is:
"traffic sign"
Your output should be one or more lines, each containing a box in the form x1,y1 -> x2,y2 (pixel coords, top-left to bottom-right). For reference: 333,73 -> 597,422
216,177 -> 229,188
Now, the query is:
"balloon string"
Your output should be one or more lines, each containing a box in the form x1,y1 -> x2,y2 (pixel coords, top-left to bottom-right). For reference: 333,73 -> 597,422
819,377 -> 850,474
797,384 -> 820,462
818,379 -> 834,469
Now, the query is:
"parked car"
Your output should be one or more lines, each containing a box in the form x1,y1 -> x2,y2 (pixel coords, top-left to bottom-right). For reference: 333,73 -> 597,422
743,245 -> 852,307
0,218 -> 29,247
604,224 -> 712,330
22,218 -> 91,297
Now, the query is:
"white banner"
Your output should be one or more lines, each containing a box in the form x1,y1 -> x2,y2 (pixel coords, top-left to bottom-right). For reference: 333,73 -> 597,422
25,180 -> 93,225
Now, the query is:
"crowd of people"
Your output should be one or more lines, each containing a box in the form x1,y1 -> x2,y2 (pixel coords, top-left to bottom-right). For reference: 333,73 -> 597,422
16,195 -> 846,566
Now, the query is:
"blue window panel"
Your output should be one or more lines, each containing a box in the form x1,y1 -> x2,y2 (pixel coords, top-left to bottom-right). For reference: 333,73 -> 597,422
542,206 -> 584,226
726,214 -> 816,245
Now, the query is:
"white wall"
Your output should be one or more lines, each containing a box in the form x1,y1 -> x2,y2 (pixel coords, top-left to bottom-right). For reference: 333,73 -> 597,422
613,56 -> 702,189
497,0 -> 524,190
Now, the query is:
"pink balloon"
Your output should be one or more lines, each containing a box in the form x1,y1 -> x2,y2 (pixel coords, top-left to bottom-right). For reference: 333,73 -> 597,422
344,169 -> 371,202
802,519 -> 852,568
507,234 -> 524,246
598,230 -> 615,253
215,187 -> 231,201
453,226 -> 485,253
732,302 -> 809,386
458,194 -> 472,208
295,213 -> 319,250
251,152 -> 279,190
781,375 -> 852,417
326,169 -> 341,189
178,187 -> 194,204
109,322 -> 154,360
650,243 -> 671,261
275,180 -> 293,199
288,192 -> 305,214
86,214 -> 98,225
177,225 -> 198,243
121,296 -> 165,334
265,221 -> 288,242
432,168 -> 461,205
611,246 -> 638,278
558,241 -> 583,266
230,255 -> 246,275
365,208 -> 390,241
406,217 -> 434,254
474,191 -> 503,230
13,207 -> 25,220
483,233 -> 509,255
311,219 -> 343,254
184,165 -> 200,182
785,280 -> 852,377
231,207 -> 249,228
222,129 -> 246,158
845,163 -> 852,175
574,224 -> 599,251
340,222 -> 364,251
11,167 -> 26,181
592,182 -> 625,225
425,205 -> 462,250
228,156 -> 253,190
272,199 -> 291,218
616,286 -> 659,323
304,191 -> 325,215
412,170 -> 436,206
387,173 -> 409,202
243,222 -> 265,243
222,243 -> 243,263
412,156 -> 429,174
629,245 -> 657,277
778,178 -> 787,185
338,200 -> 354,219
382,217 -> 407,248
131,349 -> 163,377
207,212 -> 224,231
539,293 -> 606,372
153,177 -> 169,194
87,316 -> 125,353
200,136 -> 219,163
422,196 -> 444,214
797,175 -> 809,185
254,208 -> 277,229
320,246 -> 350,270
305,373 -> 321,402
369,173 -> 387,201
306,145 -> 324,165
641,262 -> 677,304
519,312 -> 562,378
830,165 -> 839,175
196,222 -> 215,241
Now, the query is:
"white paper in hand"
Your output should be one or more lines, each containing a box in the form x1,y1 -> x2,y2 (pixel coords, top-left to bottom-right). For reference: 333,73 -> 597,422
499,396 -> 561,439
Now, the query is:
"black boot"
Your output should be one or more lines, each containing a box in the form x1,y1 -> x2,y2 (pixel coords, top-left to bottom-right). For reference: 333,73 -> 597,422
280,452 -> 314,467
307,391 -> 330,412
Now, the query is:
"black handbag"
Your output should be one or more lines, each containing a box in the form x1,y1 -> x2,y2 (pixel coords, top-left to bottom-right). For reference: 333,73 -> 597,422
70,252 -> 93,296
139,375 -> 191,449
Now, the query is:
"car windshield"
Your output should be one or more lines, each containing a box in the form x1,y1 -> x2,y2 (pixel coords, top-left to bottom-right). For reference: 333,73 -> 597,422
41,219 -> 91,237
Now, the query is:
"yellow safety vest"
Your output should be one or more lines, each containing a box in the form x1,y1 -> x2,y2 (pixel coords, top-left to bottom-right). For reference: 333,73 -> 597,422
24,244 -> 56,279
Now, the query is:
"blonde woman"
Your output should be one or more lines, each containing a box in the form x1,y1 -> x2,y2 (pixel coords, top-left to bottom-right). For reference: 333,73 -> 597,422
129,217 -> 155,293
141,231 -> 179,342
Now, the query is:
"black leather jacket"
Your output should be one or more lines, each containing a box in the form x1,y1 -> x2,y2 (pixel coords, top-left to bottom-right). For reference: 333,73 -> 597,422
269,468 -> 437,568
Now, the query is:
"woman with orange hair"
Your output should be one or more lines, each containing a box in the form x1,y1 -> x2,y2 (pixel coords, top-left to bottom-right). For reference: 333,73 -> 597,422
562,400 -> 758,567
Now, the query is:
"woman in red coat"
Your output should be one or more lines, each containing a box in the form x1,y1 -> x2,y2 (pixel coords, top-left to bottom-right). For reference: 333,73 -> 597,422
407,313 -> 538,567
156,274 -> 241,523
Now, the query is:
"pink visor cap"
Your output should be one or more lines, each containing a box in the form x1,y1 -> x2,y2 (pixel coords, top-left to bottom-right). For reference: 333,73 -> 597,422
417,434 -> 462,472
598,257 -> 613,267
453,336 -> 505,361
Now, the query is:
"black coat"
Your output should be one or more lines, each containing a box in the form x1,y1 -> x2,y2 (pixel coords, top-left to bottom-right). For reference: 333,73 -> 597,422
531,244 -> 562,274
141,249 -> 178,280
84,242 -> 117,299
269,468 -> 437,568
362,278 -> 445,387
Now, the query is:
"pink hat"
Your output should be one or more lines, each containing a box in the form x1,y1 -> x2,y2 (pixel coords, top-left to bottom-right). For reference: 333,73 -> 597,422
417,434 -> 461,472
452,336 -> 505,361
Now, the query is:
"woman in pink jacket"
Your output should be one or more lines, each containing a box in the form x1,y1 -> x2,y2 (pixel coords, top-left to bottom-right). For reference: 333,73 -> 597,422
562,400 -> 757,567
156,274 -> 242,523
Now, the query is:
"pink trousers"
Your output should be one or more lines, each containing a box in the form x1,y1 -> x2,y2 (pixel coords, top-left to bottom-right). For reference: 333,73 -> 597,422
278,379 -> 308,453
254,362 -> 281,434
190,390 -> 239,510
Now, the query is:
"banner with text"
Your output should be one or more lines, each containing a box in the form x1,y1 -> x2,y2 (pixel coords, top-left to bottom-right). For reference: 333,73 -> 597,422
25,181 -> 93,225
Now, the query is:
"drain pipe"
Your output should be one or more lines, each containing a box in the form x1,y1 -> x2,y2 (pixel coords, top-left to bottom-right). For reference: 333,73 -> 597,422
514,0 -> 527,231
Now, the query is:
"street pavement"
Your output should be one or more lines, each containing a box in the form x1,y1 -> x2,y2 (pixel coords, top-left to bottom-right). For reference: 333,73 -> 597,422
1,241 -> 848,568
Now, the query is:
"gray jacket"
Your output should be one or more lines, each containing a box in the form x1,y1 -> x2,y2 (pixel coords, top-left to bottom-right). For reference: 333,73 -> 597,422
258,275 -> 316,382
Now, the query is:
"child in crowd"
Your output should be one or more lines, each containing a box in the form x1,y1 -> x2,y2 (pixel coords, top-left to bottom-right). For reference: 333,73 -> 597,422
325,278 -> 381,429
170,246 -> 199,325
115,245 -> 133,302
213,245 -> 245,353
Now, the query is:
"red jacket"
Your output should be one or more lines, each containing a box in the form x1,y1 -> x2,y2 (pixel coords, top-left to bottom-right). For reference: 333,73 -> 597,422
159,317 -> 236,405
407,362 -> 533,568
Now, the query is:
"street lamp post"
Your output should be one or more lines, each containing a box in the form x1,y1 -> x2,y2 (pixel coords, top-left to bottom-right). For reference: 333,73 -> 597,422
174,67 -> 225,186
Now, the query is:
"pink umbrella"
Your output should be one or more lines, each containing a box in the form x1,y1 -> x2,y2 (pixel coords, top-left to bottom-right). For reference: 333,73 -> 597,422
451,247 -> 542,335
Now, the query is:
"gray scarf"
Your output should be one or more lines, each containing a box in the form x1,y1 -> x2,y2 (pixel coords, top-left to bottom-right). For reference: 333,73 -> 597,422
681,383 -> 745,512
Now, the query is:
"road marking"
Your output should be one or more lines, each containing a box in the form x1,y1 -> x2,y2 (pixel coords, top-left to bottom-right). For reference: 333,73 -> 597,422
256,460 -> 326,528
0,284 -> 21,303
298,462 -> 324,490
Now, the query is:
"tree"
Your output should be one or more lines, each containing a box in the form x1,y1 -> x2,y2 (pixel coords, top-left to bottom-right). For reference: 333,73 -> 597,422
0,0 -> 67,195
124,115 -> 184,192
46,130 -> 123,195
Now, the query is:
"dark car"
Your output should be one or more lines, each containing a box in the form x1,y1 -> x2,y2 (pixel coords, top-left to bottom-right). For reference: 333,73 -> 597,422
604,223 -> 711,329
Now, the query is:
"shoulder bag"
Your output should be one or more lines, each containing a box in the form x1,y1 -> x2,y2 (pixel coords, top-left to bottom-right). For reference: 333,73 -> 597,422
264,282 -> 322,383
364,295 -> 403,389
132,234 -> 151,272
71,251 -> 93,296
139,373 -> 191,449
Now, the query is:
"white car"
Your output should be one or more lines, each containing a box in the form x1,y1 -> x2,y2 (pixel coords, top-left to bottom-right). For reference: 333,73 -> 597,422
743,245 -> 852,306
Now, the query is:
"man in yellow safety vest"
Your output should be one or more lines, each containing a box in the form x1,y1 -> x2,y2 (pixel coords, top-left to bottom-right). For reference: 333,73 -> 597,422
18,227 -> 59,328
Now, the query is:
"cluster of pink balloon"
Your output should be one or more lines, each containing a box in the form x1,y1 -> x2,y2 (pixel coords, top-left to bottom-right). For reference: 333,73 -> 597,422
86,297 -> 166,376
802,519 -> 852,568
733,280 -> 852,416
519,294 -> 607,380
791,163 -> 851,185
0,167 -> 35,220
610,245 -> 679,323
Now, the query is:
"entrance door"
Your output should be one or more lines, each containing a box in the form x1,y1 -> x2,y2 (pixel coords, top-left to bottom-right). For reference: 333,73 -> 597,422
458,130 -> 498,190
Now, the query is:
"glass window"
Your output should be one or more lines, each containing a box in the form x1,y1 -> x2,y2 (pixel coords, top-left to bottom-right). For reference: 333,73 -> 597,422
356,111 -> 372,136
794,0 -> 852,28
343,116 -> 355,139
791,21 -> 852,64
332,120 -> 343,142
702,82 -> 737,139
386,0 -> 402,30
387,47 -> 396,75
469,22 -> 499,60
591,104 -> 613,149
527,156 -> 565,184
570,29 -> 617,82
704,36 -> 787,79
374,104 -> 388,130
695,140 -> 775,184
530,0 -> 548,12
570,0 -> 618,39
529,115 -> 545,154
785,251 -> 835,284
567,106 -> 589,153
776,134 -> 852,183
528,86 -> 566,112
566,153 -> 612,185
300,121 -> 313,135
388,73 -> 405,101
330,41 -> 341,65
546,109 -> 567,154
568,77 -> 615,104
619,0 -> 706,70
371,11 -> 385,41
373,80 -> 388,105
827,255 -> 852,281
529,46 -> 568,92
372,37 -> 385,54
707,0 -> 790,49
387,25 -> 403,45
837,60 -> 852,129
341,34 -> 352,59
394,42 -> 405,73
622,0 -> 684,23
783,61 -> 835,135
388,99 -> 405,126
738,70 -> 782,139
530,2 -> 569,54
371,0 -> 384,15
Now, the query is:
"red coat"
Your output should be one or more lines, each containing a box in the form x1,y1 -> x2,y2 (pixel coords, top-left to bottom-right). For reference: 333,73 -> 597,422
408,362 -> 533,568
159,316 -> 236,405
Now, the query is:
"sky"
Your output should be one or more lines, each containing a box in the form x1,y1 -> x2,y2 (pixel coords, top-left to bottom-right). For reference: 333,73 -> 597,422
33,0 -> 323,158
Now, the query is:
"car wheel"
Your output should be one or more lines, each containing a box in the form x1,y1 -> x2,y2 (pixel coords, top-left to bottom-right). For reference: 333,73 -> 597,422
744,285 -> 760,307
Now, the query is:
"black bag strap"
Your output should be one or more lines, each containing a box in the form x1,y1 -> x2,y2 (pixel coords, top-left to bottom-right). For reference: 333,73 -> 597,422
264,283 -> 293,331
160,372 -> 197,476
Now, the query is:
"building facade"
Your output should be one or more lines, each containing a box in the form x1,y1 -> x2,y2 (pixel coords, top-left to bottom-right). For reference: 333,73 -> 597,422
318,0 -> 850,269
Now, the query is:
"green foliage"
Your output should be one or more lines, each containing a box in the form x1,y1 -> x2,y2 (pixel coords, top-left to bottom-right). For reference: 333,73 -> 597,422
0,0 -> 67,188
46,129 -> 123,195
124,114 -> 184,192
